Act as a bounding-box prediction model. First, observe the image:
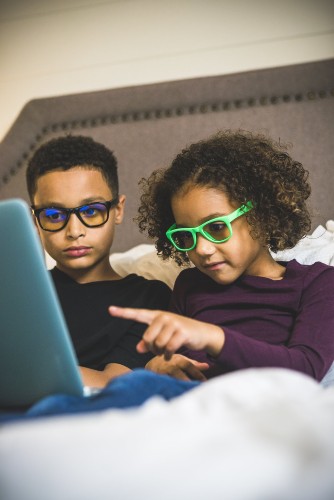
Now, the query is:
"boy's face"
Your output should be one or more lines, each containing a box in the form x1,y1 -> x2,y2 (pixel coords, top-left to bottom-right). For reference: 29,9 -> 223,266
32,166 -> 125,282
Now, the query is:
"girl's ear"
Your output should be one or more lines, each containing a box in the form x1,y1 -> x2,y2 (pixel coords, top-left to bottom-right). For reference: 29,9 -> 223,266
114,195 -> 126,225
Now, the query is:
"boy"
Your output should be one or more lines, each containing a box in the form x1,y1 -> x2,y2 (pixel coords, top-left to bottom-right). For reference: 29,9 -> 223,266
26,134 -> 171,388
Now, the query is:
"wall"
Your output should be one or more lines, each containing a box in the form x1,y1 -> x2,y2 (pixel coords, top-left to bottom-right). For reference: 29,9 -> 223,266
1,0 -> 333,141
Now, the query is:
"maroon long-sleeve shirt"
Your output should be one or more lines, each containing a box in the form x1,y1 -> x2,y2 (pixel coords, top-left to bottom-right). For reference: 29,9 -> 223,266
171,260 -> 334,381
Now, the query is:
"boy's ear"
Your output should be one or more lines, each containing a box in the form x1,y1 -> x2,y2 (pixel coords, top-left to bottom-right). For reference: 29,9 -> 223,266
114,195 -> 126,225
30,209 -> 39,230
30,211 -> 44,243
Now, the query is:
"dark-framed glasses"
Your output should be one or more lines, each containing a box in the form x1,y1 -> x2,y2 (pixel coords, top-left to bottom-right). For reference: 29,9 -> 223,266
31,198 -> 119,232
166,201 -> 253,252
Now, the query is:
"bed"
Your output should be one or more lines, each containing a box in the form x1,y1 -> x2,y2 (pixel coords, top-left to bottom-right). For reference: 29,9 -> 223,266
0,59 -> 334,500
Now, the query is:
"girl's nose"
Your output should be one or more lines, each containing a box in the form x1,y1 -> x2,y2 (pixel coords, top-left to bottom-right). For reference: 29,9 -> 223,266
194,234 -> 216,256
65,213 -> 86,239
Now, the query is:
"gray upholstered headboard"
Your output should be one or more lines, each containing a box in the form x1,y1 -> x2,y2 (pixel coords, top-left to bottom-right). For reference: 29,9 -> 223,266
0,59 -> 333,252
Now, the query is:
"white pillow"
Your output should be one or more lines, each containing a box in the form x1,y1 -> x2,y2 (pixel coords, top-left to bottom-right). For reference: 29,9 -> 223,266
110,244 -> 182,288
272,220 -> 334,266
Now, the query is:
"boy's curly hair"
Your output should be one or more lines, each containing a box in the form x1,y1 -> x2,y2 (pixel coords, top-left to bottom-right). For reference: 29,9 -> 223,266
137,129 -> 311,266
26,134 -> 118,202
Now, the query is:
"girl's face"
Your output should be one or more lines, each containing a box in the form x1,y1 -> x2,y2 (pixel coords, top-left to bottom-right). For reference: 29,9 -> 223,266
171,185 -> 278,285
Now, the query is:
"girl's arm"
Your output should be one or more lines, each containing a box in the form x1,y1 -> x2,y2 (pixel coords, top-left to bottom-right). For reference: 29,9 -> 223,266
109,306 -> 224,359
208,268 -> 334,381
109,265 -> 334,381
172,265 -> 334,382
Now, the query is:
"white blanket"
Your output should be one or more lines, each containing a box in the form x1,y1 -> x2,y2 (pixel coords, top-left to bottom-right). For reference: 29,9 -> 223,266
1,368 -> 334,500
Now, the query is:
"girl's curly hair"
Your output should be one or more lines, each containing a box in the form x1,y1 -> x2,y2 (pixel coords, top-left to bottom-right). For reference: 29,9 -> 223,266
137,129 -> 311,266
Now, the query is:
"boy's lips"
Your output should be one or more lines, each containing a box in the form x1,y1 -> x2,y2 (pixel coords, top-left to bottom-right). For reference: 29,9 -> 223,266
64,246 -> 92,257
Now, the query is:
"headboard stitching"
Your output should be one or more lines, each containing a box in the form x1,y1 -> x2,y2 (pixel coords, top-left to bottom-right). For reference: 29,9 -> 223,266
1,87 -> 333,191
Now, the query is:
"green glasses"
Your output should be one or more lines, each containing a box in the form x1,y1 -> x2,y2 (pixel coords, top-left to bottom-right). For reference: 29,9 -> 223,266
166,201 -> 253,252
32,198 -> 119,232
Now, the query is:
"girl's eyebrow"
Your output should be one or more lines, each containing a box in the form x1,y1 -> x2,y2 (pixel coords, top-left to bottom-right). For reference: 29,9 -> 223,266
176,213 -> 227,227
198,213 -> 227,224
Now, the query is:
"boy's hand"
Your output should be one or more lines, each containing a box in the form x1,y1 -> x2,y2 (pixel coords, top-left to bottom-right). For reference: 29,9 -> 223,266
108,306 -> 225,360
145,354 -> 209,381
80,363 -> 131,388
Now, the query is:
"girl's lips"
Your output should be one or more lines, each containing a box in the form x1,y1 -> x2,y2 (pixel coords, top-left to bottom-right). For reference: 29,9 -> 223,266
64,247 -> 92,258
203,261 -> 226,271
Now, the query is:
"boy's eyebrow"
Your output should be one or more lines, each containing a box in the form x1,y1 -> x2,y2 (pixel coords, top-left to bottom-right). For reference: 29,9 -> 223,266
35,196 -> 111,208
79,196 -> 112,205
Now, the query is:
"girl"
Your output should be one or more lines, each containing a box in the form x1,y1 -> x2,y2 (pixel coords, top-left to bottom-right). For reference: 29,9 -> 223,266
109,130 -> 334,382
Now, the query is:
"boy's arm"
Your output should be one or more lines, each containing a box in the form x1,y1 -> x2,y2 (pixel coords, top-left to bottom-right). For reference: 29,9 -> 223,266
80,364 -> 131,388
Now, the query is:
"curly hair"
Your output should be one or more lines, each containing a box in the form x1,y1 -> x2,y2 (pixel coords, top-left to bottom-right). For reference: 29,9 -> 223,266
137,129 -> 311,266
26,135 -> 118,202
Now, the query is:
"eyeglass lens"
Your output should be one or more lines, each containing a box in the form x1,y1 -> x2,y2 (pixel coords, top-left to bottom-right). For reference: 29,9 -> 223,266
172,220 -> 230,249
172,230 -> 194,249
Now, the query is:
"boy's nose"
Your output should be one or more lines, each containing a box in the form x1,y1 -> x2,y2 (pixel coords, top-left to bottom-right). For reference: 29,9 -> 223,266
194,234 -> 216,256
65,213 -> 86,239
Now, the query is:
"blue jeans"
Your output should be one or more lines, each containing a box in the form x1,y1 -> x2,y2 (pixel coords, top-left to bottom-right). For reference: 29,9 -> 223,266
0,370 -> 199,424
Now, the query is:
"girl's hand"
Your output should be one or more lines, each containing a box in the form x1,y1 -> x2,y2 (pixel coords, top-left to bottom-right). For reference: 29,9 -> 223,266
108,306 -> 225,360
145,354 -> 209,381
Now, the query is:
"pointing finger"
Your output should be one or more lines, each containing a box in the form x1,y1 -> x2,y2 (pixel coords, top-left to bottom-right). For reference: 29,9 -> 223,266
109,305 -> 160,325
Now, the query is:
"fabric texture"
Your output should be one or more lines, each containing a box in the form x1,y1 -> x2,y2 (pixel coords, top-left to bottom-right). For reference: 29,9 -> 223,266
50,268 -> 171,370
171,259 -> 334,381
